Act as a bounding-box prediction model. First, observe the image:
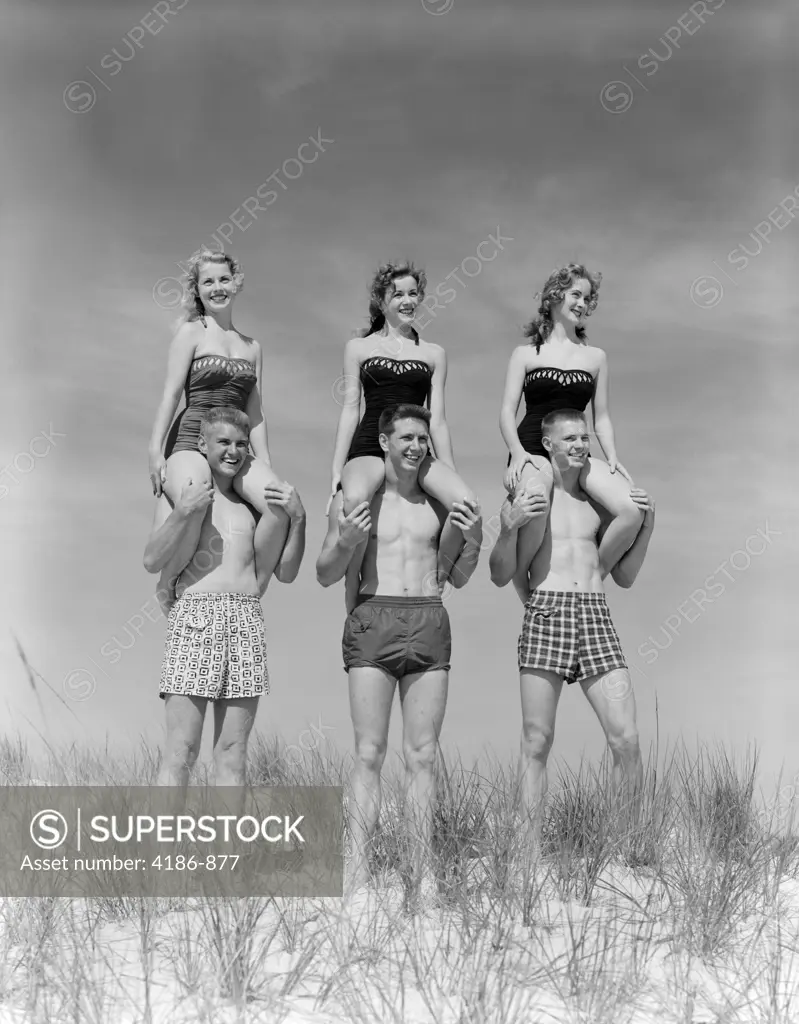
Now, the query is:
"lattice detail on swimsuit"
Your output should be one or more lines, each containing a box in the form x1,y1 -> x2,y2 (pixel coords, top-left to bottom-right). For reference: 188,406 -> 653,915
361,357 -> 432,375
191,356 -> 256,374
524,367 -> 594,388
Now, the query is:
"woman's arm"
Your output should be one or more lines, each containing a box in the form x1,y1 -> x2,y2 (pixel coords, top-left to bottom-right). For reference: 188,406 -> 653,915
330,340 -> 363,483
427,347 -> 455,470
148,323 -> 199,484
245,341 -> 271,465
590,350 -> 619,466
499,346 -> 530,460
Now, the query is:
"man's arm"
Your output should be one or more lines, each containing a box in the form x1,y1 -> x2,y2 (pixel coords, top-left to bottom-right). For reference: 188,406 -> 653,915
437,499 -> 482,589
610,491 -> 655,588
142,478 -> 214,573
257,483 -> 307,590
316,494 -> 371,587
488,490 -> 548,587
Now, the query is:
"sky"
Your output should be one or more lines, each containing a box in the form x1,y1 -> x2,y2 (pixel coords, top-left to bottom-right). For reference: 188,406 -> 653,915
1,0 -> 797,790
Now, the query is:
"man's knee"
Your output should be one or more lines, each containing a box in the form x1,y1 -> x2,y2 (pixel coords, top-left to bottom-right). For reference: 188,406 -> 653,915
164,732 -> 201,770
521,720 -> 554,762
403,736 -> 437,775
353,737 -> 387,774
213,737 -> 247,774
607,724 -> 640,762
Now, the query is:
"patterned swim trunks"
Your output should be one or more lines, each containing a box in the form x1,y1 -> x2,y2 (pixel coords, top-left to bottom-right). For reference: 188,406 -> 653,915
160,592 -> 269,701
517,590 -> 626,684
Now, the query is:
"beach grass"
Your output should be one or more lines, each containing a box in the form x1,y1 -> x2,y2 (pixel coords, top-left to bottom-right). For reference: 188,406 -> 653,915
1,734 -> 799,1023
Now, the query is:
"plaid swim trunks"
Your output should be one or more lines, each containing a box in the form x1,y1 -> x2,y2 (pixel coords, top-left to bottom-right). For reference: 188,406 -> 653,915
517,590 -> 626,684
160,592 -> 269,701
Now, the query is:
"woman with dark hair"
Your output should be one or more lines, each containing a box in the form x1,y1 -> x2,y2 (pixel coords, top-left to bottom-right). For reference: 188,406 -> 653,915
328,261 -> 477,590
147,249 -> 290,609
499,263 -> 643,595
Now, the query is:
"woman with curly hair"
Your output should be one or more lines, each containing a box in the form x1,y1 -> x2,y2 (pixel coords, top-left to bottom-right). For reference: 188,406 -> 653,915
499,263 -> 643,595
327,261 -> 477,597
146,249 -> 290,609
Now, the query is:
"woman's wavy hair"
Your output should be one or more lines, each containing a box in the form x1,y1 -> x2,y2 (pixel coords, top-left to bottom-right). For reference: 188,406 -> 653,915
358,261 -> 427,339
182,249 -> 244,323
523,263 -> 602,352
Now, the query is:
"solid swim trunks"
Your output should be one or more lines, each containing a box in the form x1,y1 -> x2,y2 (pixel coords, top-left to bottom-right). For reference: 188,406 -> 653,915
517,589 -> 626,683
160,591 -> 268,700
342,595 -> 451,678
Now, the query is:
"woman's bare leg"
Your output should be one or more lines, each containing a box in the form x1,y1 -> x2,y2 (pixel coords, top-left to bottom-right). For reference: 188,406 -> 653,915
416,459 -> 476,509
234,456 -> 290,586
157,451 -> 212,612
580,460 -> 643,573
512,459 -> 553,602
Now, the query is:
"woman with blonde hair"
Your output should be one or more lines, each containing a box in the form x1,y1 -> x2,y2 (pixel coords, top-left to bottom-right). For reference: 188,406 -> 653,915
147,249 -> 290,608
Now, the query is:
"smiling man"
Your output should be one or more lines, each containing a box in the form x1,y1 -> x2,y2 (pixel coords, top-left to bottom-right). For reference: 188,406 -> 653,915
316,403 -> 482,901
489,407 -> 655,848
143,406 -> 306,787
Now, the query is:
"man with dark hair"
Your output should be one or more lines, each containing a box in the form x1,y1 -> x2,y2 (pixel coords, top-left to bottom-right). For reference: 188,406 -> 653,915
144,407 -> 307,787
489,408 -> 655,846
317,403 -> 482,900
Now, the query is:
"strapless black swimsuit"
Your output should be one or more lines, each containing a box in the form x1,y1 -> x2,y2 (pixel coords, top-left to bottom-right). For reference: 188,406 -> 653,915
514,366 -> 596,460
165,355 -> 257,457
346,356 -> 433,461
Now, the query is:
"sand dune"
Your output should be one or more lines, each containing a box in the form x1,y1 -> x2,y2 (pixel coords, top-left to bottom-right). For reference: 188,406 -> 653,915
1,738 -> 798,1023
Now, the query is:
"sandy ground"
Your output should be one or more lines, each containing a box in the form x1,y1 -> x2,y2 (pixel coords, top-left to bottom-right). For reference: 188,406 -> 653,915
3,864 -> 799,1024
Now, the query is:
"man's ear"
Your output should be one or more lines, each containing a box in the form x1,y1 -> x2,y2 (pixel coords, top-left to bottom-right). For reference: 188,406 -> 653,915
198,433 -> 208,455
541,435 -> 552,453
378,431 -> 389,454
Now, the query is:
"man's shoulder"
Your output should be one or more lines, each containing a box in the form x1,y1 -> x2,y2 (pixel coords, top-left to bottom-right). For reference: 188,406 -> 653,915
584,492 -> 611,525
211,486 -> 257,516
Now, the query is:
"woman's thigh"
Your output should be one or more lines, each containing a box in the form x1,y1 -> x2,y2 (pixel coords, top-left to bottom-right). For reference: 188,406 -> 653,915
163,450 -> 212,501
515,457 -> 553,499
234,456 -> 285,511
417,459 -> 476,508
340,457 -> 386,504
580,459 -> 636,515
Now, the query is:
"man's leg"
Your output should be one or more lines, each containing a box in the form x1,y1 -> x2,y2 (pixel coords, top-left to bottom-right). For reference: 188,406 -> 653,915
519,668 -> 564,850
398,669 -> 449,894
212,697 -> 260,786
157,694 -> 207,787
347,666 -> 396,891
581,668 -> 643,817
